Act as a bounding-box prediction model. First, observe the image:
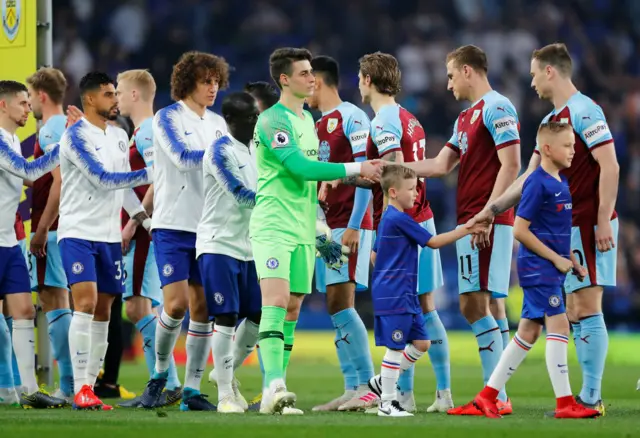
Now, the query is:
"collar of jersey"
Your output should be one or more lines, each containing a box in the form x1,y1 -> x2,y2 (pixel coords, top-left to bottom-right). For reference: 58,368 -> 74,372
322,101 -> 347,117
80,117 -> 110,136
551,91 -> 582,116
178,100 -> 207,121
469,89 -> 497,109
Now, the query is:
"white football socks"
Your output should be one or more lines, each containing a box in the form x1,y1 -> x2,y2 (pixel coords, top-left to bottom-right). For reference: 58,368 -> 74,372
68,312 -> 93,393
381,349 -> 402,401
487,334 -> 532,390
400,344 -> 425,372
212,324 -> 235,399
233,319 -> 259,370
184,320 -> 212,391
86,320 -> 109,388
11,319 -> 38,394
546,334 -> 572,398
154,311 -> 183,374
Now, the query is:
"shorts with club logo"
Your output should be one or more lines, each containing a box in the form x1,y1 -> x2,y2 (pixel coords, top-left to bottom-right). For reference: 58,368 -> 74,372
59,238 -> 125,295
198,253 -> 261,317
252,238 -> 315,294
374,312 -> 428,350
521,285 -> 566,321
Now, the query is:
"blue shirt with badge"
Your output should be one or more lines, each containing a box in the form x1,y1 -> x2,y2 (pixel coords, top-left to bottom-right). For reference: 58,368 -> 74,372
372,205 -> 433,315
517,167 -> 572,287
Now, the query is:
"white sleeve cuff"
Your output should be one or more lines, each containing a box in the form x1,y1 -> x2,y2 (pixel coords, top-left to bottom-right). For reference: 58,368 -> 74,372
343,162 -> 362,177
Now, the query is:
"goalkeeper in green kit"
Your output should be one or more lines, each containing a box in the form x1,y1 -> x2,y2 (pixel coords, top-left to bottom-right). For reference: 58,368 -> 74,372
251,48 -> 383,415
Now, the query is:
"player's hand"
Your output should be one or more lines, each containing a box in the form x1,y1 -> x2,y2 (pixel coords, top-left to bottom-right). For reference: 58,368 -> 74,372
572,263 -> 588,282
121,219 -> 138,255
554,256 -> 574,274
468,222 -> 488,235
318,182 -> 330,202
66,105 -> 84,126
466,207 -> 496,230
360,160 -> 384,182
30,228 -> 48,258
470,224 -> 492,251
595,220 -> 615,253
342,227 -> 360,255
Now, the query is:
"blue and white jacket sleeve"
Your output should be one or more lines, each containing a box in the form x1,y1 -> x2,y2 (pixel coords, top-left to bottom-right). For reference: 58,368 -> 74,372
210,137 -> 256,208
154,106 -> 204,172
0,135 -> 59,180
65,125 -> 151,190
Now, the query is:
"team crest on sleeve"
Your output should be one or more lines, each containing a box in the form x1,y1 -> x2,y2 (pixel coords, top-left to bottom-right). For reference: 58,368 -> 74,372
213,292 -> 224,305
326,118 -> 338,134
272,131 -> 289,148
549,295 -> 561,308
162,264 -> 174,277
560,118 -> 569,124
470,109 -> 481,125
118,140 -> 126,152
71,262 -> 84,275
392,330 -> 404,342
318,141 -> 330,162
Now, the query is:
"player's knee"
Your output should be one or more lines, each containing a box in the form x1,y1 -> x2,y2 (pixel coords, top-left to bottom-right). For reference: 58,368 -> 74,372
413,339 -> 430,353
214,313 -> 238,328
286,294 -> 304,321
489,298 -> 506,319
459,300 -> 489,324
124,301 -> 144,324
93,296 -> 114,321
9,301 -> 35,320
326,292 -> 352,316
517,323 -> 542,344
39,287 -> 69,312
73,294 -> 98,315
162,293 -> 188,318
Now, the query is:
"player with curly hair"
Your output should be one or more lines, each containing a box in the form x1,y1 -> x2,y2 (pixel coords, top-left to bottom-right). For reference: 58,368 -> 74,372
139,51 -> 230,411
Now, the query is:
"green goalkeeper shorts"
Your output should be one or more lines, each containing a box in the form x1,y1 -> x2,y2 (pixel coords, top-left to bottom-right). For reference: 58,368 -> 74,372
252,239 -> 315,294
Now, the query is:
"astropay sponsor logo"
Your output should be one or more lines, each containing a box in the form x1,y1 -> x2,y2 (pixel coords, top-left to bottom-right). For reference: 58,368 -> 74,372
582,120 -> 610,146
493,116 -> 517,135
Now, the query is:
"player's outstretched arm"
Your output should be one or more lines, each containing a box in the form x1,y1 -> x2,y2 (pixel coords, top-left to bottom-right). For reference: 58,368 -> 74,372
403,146 -> 459,178
278,148 -> 382,182
211,137 -> 256,208
65,126 -> 151,190
514,216 -> 572,273
0,136 -> 59,181
426,223 -> 485,249
154,109 -> 204,172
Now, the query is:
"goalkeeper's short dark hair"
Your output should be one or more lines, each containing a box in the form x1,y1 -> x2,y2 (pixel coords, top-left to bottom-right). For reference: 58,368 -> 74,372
311,56 -> 340,87
244,81 -> 278,110
269,47 -> 312,89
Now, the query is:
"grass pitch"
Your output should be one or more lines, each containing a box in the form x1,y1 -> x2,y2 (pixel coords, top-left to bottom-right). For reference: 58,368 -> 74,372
2,331 -> 640,438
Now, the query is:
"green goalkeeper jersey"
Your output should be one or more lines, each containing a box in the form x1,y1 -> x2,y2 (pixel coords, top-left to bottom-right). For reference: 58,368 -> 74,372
250,102 -> 320,245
